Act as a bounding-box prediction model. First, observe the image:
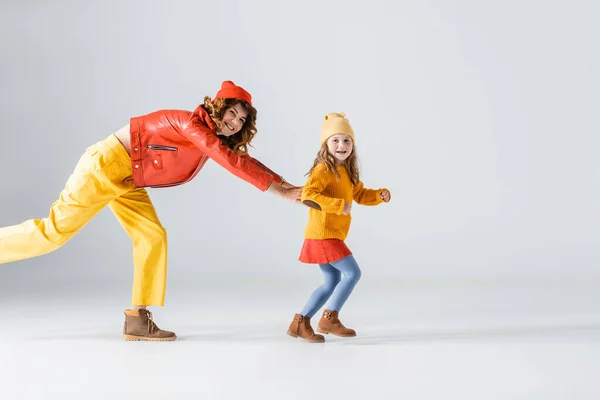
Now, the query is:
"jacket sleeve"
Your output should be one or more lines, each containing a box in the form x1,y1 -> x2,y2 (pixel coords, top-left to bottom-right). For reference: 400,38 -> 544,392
353,181 -> 385,205
180,121 -> 283,191
301,164 -> 345,215
244,156 -> 285,184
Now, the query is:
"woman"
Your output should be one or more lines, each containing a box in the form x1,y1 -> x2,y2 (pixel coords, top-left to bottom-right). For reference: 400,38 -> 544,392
0,81 -> 302,341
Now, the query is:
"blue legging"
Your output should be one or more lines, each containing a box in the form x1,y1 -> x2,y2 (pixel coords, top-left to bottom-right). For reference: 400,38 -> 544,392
300,255 -> 362,318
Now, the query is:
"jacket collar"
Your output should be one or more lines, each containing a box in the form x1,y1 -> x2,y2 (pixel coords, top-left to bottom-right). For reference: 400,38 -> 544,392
192,105 -> 218,132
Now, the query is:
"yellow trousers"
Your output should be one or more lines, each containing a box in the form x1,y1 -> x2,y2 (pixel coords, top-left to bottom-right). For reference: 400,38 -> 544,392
0,134 -> 167,306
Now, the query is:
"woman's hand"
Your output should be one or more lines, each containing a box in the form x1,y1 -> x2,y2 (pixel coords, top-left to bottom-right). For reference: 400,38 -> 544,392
280,181 -> 295,189
267,181 -> 303,203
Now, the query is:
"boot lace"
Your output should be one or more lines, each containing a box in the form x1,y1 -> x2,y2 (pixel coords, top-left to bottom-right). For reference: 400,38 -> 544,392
143,310 -> 159,333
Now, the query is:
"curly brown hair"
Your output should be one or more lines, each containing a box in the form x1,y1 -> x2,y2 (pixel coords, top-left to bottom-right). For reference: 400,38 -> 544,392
306,142 -> 360,185
202,96 -> 257,155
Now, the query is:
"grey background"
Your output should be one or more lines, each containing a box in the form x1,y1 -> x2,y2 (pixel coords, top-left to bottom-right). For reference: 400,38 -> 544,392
0,0 -> 598,300
1,2 -> 600,399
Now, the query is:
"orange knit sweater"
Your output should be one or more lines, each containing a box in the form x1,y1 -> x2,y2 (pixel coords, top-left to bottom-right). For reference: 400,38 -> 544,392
301,163 -> 386,240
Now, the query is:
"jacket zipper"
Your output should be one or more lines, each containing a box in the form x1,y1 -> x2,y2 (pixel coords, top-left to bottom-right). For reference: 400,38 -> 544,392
149,181 -> 185,188
147,144 -> 178,151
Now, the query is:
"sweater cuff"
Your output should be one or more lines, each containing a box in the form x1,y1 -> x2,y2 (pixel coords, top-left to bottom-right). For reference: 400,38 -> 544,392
335,199 -> 345,215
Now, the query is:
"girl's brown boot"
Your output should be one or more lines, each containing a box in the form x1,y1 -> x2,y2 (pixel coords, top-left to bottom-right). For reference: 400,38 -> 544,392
287,313 -> 325,343
316,309 -> 356,337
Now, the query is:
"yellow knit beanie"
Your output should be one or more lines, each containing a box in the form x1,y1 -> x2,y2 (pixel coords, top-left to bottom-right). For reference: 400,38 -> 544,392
320,112 -> 355,146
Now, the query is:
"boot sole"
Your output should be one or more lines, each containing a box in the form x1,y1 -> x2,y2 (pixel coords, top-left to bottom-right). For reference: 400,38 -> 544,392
122,334 -> 177,341
316,329 -> 356,337
286,330 -> 325,343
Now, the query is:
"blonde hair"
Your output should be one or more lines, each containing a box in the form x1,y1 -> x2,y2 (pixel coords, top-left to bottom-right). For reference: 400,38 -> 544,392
202,96 -> 257,155
306,142 -> 360,185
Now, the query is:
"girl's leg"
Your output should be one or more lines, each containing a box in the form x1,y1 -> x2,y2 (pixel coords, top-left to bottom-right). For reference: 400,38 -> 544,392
288,264 -> 339,343
299,263 -> 341,318
0,136 -> 133,264
315,255 -> 361,337
325,255 -> 362,312
108,188 -> 167,307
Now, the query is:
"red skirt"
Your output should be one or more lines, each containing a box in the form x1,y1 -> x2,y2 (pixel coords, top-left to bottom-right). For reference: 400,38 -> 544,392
298,239 -> 352,264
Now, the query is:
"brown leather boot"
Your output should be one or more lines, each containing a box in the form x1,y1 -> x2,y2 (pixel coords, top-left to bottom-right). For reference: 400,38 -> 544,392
122,309 -> 177,341
287,313 -> 325,343
317,309 -> 356,337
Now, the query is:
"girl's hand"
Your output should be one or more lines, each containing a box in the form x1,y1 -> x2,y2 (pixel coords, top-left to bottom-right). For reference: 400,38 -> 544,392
342,200 -> 352,215
380,189 -> 391,202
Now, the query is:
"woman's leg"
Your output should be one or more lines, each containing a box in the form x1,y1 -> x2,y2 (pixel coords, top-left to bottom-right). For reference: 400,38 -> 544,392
0,136 -> 133,264
299,263 -> 341,318
108,188 -> 168,307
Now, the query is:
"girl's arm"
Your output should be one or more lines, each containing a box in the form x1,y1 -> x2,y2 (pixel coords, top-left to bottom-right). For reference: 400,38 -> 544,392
353,181 -> 390,205
301,164 -> 346,215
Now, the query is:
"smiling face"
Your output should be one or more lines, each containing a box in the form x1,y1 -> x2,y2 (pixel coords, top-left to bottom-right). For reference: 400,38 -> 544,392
217,103 -> 248,137
326,134 -> 354,163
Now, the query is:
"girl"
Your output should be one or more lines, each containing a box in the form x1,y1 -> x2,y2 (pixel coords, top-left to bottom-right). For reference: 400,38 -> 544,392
0,81 -> 302,341
287,112 -> 391,343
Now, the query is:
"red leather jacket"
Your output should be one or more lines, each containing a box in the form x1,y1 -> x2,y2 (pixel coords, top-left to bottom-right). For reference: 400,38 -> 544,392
129,105 -> 283,190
